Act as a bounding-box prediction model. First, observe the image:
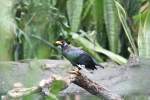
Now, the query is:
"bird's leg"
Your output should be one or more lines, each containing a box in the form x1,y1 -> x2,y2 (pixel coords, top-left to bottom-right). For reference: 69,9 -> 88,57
76,64 -> 95,74
76,64 -> 85,70
76,66 -> 81,70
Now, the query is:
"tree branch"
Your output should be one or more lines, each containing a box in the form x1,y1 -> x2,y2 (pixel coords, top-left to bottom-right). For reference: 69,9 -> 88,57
70,68 -> 123,100
2,68 -> 123,100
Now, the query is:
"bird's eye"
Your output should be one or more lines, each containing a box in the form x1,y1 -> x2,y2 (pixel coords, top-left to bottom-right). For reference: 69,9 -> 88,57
61,41 -> 65,45
61,40 -> 64,43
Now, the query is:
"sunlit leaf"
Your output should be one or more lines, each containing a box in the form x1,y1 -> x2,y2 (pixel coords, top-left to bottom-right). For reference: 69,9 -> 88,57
72,33 -> 127,64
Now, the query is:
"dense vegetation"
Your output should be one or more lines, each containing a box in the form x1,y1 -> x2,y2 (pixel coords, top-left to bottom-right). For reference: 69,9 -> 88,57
0,0 -> 149,63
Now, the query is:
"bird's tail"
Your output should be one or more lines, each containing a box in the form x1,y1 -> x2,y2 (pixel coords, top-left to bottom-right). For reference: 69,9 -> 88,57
96,63 -> 104,69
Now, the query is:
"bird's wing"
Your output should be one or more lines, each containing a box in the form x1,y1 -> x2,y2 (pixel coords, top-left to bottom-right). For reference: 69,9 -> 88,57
66,48 -> 84,58
63,46 -> 84,63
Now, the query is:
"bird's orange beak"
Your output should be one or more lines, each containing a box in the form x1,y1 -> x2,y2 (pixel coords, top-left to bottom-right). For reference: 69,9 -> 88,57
56,41 -> 63,45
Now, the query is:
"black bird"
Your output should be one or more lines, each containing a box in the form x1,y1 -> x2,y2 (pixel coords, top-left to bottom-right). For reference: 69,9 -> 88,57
56,40 -> 104,70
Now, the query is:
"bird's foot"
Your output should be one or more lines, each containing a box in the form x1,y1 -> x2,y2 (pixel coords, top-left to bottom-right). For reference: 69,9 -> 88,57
69,68 -> 81,82
69,67 -> 80,76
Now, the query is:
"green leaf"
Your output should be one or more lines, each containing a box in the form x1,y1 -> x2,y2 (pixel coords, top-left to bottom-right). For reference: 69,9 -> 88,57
138,11 -> 150,58
72,33 -> 127,64
82,0 -> 94,20
67,0 -> 83,32
93,0 -> 107,48
104,0 -> 120,53
0,0 -> 16,60
50,80 -> 65,95
114,0 -> 138,55
45,80 -> 66,100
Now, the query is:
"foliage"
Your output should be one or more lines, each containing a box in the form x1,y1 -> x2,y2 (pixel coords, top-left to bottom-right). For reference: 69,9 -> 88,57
137,2 -> 150,58
2,0 -> 150,61
104,0 -> 120,53
115,0 -> 138,55
12,0 -> 125,63
0,0 -> 16,60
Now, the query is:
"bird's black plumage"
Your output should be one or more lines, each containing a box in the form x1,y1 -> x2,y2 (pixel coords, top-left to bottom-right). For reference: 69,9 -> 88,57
56,40 -> 104,70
